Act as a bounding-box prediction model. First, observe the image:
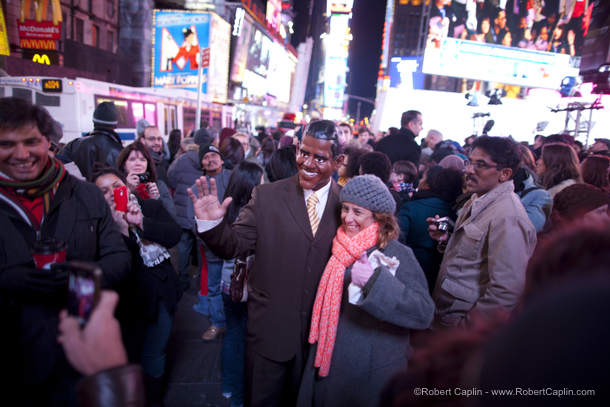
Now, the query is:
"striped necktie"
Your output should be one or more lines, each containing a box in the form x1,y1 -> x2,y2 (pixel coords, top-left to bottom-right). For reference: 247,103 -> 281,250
307,193 -> 320,236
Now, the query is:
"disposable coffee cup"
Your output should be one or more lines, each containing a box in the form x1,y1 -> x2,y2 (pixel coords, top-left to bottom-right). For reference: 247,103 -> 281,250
32,238 -> 67,269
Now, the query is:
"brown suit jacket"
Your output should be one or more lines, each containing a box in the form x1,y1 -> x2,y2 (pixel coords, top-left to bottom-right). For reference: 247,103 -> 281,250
201,174 -> 342,362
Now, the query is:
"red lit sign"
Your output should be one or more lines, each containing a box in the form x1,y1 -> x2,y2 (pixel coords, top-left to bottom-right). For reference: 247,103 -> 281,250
17,20 -> 61,40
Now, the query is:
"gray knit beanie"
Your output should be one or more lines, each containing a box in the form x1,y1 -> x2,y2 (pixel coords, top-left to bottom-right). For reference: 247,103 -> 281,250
92,101 -> 118,126
136,119 -> 150,137
340,174 -> 396,214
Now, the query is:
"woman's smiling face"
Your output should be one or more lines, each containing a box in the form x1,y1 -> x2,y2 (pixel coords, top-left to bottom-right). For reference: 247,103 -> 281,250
341,202 -> 375,238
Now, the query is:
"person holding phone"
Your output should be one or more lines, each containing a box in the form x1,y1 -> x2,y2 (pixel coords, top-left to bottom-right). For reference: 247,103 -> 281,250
297,175 -> 434,407
116,142 -> 176,220
58,290 -> 146,407
90,163 -> 183,406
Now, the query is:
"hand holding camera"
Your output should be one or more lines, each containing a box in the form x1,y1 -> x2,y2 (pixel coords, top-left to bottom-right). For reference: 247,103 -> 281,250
126,172 -> 158,199
427,215 -> 454,244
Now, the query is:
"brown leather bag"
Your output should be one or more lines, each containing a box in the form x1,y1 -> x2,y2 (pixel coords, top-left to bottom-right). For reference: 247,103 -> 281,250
230,254 -> 253,302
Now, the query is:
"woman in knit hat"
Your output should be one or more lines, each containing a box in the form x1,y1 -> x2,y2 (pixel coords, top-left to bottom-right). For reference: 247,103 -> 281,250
298,174 -> 434,407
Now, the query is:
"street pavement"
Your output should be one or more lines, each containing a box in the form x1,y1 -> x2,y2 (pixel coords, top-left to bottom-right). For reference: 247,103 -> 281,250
164,247 -> 232,407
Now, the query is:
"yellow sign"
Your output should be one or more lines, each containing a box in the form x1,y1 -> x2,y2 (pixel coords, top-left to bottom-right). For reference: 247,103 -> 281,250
32,54 -> 50,64
0,3 -> 10,56
20,38 -> 56,49
20,0 -> 62,25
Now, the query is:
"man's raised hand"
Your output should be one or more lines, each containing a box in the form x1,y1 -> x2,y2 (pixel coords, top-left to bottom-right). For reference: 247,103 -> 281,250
187,176 -> 232,221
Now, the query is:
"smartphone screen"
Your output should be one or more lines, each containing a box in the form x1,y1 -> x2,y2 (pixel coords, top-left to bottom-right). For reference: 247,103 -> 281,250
66,262 -> 102,325
114,186 -> 128,212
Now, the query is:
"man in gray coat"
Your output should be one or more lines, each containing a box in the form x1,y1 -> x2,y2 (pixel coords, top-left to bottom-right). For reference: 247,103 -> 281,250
428,136 -> 537,329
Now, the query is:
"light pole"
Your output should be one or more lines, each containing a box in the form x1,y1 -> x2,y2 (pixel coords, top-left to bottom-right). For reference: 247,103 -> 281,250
344,94 -> 375,125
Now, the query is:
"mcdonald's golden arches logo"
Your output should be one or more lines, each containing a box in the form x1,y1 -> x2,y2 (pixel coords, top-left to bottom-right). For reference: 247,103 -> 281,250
32,53 -> 50,64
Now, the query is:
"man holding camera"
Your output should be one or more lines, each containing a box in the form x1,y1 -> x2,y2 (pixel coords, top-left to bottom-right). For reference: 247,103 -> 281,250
428,136 -> 536,330
0,97 -> 131,405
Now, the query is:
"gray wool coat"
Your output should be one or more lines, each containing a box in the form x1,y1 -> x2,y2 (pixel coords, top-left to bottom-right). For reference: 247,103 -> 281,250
296,240 -> 434,407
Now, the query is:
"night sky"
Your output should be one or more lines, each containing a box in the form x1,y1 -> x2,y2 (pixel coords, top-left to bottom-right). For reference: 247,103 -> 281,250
291,0 -> 386,120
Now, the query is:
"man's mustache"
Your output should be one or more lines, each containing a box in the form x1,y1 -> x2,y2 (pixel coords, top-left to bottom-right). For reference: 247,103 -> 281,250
466,175 -> 477,183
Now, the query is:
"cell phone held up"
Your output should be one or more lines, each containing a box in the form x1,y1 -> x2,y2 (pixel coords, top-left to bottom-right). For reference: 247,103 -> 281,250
113,185 -> 128,212
66,261 -> 102,325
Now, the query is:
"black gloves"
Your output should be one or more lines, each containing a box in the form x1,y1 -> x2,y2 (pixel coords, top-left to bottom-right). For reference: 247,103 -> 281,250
0,265 -> 68,298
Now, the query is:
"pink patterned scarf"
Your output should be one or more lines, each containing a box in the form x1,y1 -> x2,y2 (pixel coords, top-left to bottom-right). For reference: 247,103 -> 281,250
308,222 -> 379,377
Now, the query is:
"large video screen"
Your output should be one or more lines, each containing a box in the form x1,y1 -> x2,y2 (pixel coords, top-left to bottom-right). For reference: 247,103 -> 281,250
246,29 -> 272,78
427,1 -> 590,60
230,14 -> 254,83
422,37 -> 579,89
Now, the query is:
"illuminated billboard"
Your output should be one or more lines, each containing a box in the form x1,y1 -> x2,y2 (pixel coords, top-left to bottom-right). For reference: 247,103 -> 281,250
208,13 -> 230,103
153,10 -> 230,103
327,0 -> 353,15
389,57 -> 424,90
153,11 -> 211,94
246,29 -> 272,78
422,37 -> 579,89
267,42 -> 297,103
266,0 -> 281,31
230,12 -> 253,83
426,0 -> 588,60
324,13 -> 351,108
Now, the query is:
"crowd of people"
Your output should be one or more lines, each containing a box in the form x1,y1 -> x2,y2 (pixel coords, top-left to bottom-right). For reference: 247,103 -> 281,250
428,0 -> 590,57
0,96 -> 608,407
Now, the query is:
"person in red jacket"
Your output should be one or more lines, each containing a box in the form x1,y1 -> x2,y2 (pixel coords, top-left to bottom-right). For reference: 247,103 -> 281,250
171,28 -> 199,70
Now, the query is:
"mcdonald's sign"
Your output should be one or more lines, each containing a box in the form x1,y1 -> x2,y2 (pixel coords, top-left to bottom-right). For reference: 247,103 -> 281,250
33,54 -> 50,64
22,49 -> 61,65
20,0 -> 62,25
20,38 -> 57,49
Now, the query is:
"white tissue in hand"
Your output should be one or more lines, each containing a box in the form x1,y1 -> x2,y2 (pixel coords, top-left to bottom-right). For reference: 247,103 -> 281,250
348,250 -> 400,305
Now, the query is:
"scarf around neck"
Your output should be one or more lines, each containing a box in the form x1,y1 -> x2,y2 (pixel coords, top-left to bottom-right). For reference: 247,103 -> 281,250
0,157 -> 66,229
308,222 -> 379,377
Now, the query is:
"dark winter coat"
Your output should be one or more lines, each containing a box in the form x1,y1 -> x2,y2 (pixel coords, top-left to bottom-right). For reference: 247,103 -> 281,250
0,174 -> 131,385
118,197 -> 183,322
60,127 -> 124,179
167,150 -> 202,230
296,240 -> 434,407
375,127 -> 421,167
397,192 -> 457,293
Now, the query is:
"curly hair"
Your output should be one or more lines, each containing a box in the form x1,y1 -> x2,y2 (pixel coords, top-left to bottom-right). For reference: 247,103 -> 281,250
538,143 -> 582,190
359,152 -> 392,183
429,168 -> 464,204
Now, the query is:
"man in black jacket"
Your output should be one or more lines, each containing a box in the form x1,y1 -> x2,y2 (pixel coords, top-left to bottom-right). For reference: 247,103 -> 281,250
376,110 -> 423,167
0,97 -> 131,405
60,101 -> 124,179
